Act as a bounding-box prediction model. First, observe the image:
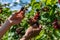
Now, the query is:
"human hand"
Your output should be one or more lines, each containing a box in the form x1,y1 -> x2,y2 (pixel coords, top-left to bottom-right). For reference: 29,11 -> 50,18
7,7 -> 26,25
23,25 -> 42,39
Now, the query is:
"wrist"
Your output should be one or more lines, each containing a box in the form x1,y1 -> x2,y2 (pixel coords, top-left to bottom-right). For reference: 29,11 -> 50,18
4,19 -> 13,27
0,19 -> 13,32
0,19 -> 13,38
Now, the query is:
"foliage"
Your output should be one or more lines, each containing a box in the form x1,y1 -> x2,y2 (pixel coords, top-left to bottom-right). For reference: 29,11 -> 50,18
0,0 -> 60,40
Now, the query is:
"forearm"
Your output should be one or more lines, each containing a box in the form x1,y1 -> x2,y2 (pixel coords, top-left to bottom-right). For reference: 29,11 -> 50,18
0,19 -> 12,38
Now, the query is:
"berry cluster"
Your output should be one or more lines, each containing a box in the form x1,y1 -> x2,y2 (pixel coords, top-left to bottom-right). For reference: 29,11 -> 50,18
52,19 -> 60,29
34,9 -> 40,20
15,7 -> 27,18
34,12 -> 40,20
27,9 -> 40,27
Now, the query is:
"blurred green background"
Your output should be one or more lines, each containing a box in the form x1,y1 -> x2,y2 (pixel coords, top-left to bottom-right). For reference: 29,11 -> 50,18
0,0 -> 60,40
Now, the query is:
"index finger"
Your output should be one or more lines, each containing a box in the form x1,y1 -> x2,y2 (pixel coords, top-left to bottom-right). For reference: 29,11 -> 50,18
9,10 -> 21,19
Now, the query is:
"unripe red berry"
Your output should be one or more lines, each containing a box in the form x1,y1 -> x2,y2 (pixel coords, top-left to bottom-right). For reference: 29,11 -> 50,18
58,0 -> 60,4
53,19 -> 60,29
34,13 -> 40,20
34,9 -> 40,20
28,9 -> 40,27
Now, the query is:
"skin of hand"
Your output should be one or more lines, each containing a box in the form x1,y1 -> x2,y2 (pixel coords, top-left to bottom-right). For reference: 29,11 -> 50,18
20,25 -> 42,40
8,9 -> 26,25
20,9 -> 41,40
0,8 -> 26,38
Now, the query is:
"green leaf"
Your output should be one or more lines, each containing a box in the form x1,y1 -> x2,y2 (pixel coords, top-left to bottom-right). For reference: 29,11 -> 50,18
31,0 -> 36,6
33,2 -> 40,9
36,30 -> 45,40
